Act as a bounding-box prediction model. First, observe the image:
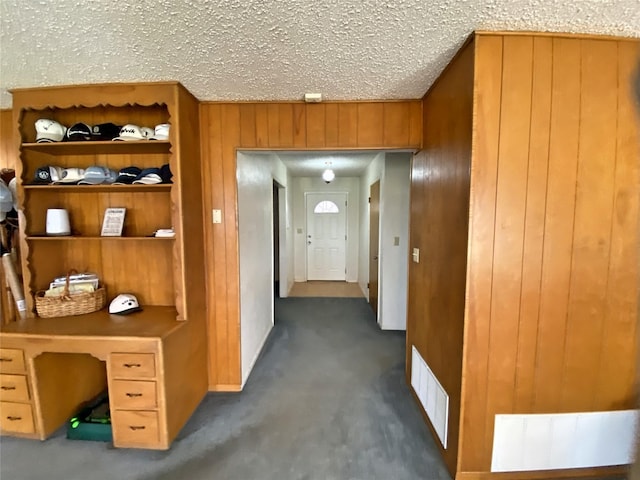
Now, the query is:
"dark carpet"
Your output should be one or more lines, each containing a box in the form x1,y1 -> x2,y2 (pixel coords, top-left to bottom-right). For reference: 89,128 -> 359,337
0,298 -> 451,480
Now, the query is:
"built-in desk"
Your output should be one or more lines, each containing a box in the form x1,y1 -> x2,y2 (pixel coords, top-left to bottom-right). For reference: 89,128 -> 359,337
0,307 -> 200,449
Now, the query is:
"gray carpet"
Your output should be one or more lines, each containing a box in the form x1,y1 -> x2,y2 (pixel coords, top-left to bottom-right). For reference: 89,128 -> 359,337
0,297 -> 451,480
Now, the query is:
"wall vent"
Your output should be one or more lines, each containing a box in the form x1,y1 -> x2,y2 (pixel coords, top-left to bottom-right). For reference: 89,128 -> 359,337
411,345 -> 449,448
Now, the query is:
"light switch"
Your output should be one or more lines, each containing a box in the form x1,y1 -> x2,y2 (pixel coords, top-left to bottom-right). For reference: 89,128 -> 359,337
394,236 -> 400,246
212,209 -> 222,224
412,248 -> 420,263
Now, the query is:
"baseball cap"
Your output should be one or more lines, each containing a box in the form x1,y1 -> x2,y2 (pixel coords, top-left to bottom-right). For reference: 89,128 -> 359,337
109,293 -> 142,315
132,168 -> 162,185
65,123 -> 93,141
141,127 -> 154,139
113,124 -> 145,141
77,166 -> 114,185
33,165 -> 63,184
149,123 -> 170,141
0,180 -> 13,221
91,123 -> 121,141
35,119 -> 67,143
159,164 -> 173,183
113,166 -> 142,185
53,168 -> 85,184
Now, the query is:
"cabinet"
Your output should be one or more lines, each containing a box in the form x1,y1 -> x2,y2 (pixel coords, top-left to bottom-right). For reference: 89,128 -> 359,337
0,82 -> 208,449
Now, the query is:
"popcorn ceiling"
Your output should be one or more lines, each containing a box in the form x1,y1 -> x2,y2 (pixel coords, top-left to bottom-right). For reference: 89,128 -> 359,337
0,0 -> 638,109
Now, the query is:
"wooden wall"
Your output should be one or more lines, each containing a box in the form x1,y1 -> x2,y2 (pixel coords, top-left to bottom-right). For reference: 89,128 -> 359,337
459,33 -> 640,475
0,109 -> 16,171
200,101 -> 422,388
406,39 -> 475,475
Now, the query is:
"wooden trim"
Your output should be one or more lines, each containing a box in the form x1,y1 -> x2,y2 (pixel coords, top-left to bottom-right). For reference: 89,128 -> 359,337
455,465 -> 628,480
199,99 -> 422,105
475,30 -> 640,43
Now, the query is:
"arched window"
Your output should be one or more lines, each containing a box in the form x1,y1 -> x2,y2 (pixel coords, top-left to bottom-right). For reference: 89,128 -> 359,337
313,200 -> 339,214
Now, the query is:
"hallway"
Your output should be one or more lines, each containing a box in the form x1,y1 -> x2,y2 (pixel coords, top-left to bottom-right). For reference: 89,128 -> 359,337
0,298 -> 451,480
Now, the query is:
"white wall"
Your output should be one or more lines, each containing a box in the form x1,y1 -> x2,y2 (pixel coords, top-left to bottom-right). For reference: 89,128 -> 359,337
237,151 -> 291,387
378,153 -> 411,330
358,152 -> 384,297
358,152 -> 411,330
292,176 -> 359,283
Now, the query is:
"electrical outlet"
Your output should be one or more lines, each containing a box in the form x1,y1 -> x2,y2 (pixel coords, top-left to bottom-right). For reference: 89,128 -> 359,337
412,248 -> 420,263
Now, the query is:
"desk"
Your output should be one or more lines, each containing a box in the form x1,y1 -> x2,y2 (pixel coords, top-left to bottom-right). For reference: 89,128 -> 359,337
0,307 -> 205,449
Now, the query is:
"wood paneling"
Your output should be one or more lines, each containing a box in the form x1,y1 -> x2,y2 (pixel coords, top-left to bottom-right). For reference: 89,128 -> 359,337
0,110 -> 16,171
406,40 -> 475,475
200,101 -> 422,389
457,33 -> 639,476
407,32 -> 638,479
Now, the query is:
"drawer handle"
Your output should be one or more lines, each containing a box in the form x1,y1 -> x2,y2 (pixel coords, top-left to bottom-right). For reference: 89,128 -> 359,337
123,363 -> 141,368
0,358 -> 13,362
126,393 -> 143,398
129,425 -> 146,431
6,416 -> 22,421
1,386 -> 16,390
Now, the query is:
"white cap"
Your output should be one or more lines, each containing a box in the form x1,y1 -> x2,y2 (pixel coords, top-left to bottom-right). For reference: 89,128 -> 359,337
149,123 -> 170,141
113,124 -> 145,141
53,168 -> 85,184
35,119 -> 67,143
109,294 -> 142,315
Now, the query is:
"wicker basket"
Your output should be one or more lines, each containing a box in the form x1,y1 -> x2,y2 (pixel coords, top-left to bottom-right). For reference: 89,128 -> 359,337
35,272 -> 107,318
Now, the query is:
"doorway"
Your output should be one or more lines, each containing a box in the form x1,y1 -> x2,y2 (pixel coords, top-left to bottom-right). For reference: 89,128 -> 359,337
369,180 -> 380,315
305,192 -> 347,281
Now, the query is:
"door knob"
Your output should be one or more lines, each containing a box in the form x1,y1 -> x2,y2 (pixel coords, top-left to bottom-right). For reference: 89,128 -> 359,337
373,255 -> 378,260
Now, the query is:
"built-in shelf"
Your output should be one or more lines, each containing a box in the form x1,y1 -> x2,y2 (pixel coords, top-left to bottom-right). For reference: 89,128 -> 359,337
23,184 -> 171,193
21,140 -> 171,155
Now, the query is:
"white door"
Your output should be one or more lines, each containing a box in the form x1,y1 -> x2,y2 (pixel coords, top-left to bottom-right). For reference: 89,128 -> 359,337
306,193 -> 347,281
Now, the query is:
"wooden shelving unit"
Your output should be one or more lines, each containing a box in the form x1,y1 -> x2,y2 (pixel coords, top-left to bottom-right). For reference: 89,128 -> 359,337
0,82 -> 208,450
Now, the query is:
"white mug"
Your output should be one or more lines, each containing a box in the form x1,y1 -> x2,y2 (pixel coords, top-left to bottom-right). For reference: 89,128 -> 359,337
46,208 -> 71,236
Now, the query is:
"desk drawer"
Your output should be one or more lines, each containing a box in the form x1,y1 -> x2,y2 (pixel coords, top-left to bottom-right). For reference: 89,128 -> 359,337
110,353 -> 155,378
0,402 -> 34,434
112,410 -> 159,447
0,374 -> 30,402
0,349 -> 25,374
111,380 -> 157,409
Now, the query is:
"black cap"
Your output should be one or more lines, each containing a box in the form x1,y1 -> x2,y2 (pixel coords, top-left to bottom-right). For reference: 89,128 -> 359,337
65,122 -> 92,141
33,166 -> 54,184
159,164 -> 173,184
113,166 -> 142,185
91,123 -> 121,141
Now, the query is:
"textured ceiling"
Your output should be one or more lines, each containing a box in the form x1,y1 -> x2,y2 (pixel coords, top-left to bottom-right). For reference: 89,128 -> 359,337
0,0 -> 639,109
276,151 -> 382,177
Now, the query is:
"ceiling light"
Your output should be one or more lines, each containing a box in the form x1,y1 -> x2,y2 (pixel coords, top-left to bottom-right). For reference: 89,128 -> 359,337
322,169 -> 335,183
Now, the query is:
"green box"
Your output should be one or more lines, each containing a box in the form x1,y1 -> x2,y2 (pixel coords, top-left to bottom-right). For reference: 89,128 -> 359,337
66,393 -> 112,442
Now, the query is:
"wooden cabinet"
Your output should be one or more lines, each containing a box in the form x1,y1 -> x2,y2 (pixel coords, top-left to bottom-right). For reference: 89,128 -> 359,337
0,347 -> 33,435
1,82 -> 208,449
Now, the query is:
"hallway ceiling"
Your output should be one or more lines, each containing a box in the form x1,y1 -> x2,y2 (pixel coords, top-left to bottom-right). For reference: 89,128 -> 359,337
1,1 -> 638,109
276,151 -> 382,177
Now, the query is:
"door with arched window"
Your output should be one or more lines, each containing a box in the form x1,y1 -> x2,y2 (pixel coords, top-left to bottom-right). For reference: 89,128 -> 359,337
305,192 -> 347,280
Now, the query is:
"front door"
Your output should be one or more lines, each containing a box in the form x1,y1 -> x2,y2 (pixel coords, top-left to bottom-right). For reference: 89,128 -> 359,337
306,193 -> 347,281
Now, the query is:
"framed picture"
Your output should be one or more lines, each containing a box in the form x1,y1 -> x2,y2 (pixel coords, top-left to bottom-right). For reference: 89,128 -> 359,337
101,207 -> 126,237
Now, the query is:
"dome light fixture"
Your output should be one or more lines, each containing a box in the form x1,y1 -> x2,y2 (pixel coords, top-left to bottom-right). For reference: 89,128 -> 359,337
322,168 -> 335,183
